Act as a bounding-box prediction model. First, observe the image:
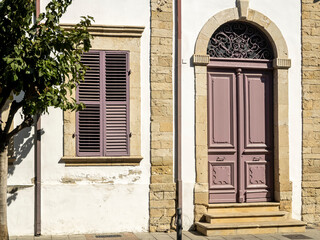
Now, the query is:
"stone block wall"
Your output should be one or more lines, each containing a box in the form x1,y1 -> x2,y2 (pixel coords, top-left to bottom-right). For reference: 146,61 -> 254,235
149,0 -> 176,232
301,0 -> 320,226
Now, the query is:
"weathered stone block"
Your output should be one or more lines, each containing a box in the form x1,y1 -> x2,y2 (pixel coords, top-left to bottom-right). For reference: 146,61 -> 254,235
151,174 -> 173,184
150,191 -> 164,200
150,209 -> 166,218
194,192 -> 208,205
150,183 -> 176,192
302,204 -> 316,214
150,200 -> 175,209
152,166 -> 173,175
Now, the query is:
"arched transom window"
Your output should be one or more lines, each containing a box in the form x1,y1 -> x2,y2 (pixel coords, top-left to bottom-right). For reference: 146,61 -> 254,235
207,21 -> 274,59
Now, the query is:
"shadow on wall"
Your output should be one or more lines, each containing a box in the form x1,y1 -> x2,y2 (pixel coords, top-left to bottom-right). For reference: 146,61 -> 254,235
315,0 -> 319,3
7,126 -> 35,206
7,187 -> 18,206
8,127 -> 34,176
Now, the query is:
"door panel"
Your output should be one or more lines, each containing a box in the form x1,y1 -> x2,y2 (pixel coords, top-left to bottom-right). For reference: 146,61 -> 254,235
208,72 -> 237,152
208,69 -> 273,203
209,160 -> 236,202
243,73 -> 272,151
240,71 -> 273,202
208,71 -> 237,203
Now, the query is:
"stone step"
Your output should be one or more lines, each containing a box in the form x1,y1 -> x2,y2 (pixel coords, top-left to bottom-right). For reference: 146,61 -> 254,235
207,202 -> 280,214
204,211 -> 287,224
196,220 -> 306,236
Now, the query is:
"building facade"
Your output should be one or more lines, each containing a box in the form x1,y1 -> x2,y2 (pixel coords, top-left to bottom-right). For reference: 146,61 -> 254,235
4,0 -> 320,236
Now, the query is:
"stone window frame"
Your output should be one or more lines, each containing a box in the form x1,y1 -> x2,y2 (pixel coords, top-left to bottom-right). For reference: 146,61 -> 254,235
192,8 -> 292,221
61,25 -> 144,166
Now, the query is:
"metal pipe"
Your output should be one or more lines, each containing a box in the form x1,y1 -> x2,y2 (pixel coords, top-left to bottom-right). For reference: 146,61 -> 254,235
175,0 -> 182,238
34,115 -> 41,236
34,0 -> 41,236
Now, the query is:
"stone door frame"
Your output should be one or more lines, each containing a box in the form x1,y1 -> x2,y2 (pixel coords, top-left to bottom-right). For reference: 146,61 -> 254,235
193,7 -> 292,221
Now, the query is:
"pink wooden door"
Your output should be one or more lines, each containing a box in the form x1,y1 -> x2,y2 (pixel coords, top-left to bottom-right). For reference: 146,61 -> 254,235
208,69 -> 273,203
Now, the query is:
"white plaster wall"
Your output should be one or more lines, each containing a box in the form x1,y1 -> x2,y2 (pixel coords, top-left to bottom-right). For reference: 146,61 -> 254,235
181,0 -> 302,227
8,0 -> 150,235
7,186 -> 34,236
7,108 -> 35,235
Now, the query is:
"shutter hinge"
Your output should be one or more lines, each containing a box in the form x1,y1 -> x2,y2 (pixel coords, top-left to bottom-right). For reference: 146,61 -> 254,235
128,70 -> 131,75
129,132 -> 132,138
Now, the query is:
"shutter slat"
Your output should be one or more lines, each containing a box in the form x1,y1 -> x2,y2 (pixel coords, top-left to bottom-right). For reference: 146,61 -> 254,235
78,105 -> 101,154
105,103 -> 129,155
79,52 -> 101,102
105,52 -> 128,102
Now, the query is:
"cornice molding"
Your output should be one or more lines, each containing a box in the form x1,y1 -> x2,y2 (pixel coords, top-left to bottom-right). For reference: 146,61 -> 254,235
60,24 -> 145,38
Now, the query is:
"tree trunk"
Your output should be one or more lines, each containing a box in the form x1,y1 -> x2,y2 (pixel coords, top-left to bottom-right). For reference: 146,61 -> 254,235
0,147 -> 9,240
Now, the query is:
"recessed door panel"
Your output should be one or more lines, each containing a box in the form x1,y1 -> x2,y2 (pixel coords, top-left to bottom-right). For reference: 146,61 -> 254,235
243,73 -> 272,151
208,72 -> 237,152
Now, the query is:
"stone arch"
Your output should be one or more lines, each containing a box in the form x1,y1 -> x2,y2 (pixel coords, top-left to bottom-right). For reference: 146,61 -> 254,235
194,8 -> 288,59
193,7 -> 292,222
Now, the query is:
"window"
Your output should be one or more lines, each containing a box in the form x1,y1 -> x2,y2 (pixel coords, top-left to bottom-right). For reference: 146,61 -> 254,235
76,50 -> 130,156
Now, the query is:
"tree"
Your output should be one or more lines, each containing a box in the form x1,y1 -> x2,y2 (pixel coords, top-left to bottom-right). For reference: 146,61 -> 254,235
0,0 -> 93,239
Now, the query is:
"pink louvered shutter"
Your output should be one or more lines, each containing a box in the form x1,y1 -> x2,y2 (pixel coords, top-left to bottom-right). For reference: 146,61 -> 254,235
105,51 -> 130,156
76,51 -> 103,156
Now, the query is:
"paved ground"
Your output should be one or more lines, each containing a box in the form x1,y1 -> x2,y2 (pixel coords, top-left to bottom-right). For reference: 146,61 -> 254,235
10,227 -> 320,240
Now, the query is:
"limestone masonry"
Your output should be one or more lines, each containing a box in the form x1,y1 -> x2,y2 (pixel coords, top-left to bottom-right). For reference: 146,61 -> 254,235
149,0 -> 176,232
302,0 -> 320,227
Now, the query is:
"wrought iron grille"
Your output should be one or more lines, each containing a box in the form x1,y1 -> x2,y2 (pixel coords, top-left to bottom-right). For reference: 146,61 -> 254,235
207,21 -> 274,59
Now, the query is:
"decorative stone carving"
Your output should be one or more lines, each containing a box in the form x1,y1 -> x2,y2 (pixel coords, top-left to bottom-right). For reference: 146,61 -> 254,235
236,0 -> 250,19
273,58 -> 291,69
193,54 -> 210,65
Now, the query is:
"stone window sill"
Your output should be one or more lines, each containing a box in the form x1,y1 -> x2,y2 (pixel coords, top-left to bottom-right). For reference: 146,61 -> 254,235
60,156 -> 143,166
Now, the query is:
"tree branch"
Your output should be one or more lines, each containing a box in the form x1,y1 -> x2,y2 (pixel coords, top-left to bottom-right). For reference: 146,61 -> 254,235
3,100 -> 24,135
6,116 -> 34,143
0,88 -> 11,113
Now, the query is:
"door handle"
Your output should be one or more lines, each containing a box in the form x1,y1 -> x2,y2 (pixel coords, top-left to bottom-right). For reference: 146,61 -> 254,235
216,157 -> 225,161
253,157 -> 261,161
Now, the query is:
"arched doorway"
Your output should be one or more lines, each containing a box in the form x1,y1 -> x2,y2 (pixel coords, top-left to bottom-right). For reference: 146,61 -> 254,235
207,21 -> 274,203
193,7 -> 292,221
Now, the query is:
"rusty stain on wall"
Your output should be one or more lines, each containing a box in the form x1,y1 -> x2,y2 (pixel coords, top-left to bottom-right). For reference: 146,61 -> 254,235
61,177 -> 78,184
60,169 -> 142,184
